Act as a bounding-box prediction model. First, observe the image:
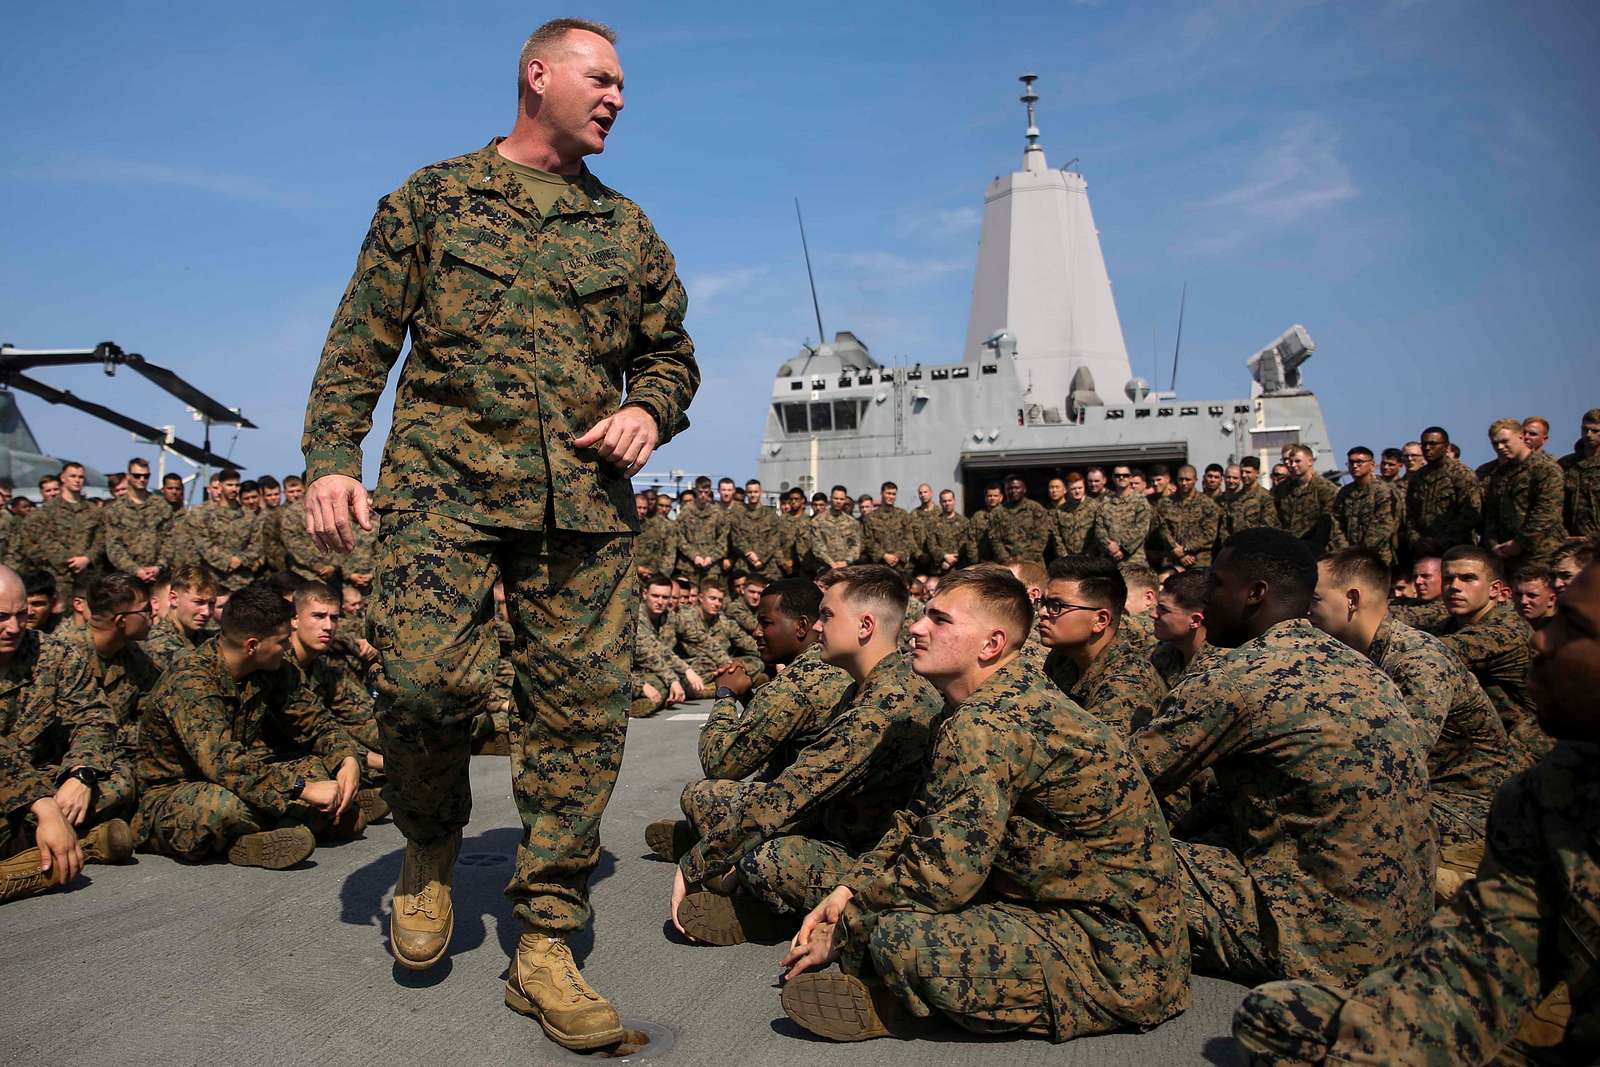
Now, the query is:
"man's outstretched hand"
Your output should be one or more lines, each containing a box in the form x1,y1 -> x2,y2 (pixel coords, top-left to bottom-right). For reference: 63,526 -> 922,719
574,405 -> 658,477
306,475 -> 372,554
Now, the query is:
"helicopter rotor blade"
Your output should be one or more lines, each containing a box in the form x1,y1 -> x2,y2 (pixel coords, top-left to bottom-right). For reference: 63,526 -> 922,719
4,373 -> 243,469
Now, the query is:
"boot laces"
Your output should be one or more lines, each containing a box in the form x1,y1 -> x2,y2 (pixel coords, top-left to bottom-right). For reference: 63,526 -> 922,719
534,936 -> 598,1002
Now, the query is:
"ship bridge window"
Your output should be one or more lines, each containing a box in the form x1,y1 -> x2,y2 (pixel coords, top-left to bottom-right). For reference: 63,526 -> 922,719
777,400 -> 866,435
1106,409 -> 1124,419
931,369 -> 949,381
951,367 -> 970,379
1158,407 -> 1173,417
981,364 -> 998,375
790,381 -> 805,391
1180,406 -> 1198,417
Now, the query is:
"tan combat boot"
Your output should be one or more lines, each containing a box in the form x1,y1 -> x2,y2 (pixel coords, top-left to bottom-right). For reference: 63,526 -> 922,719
505,932 -> 625,1050
227,825 -> 316,869
355,788 -> 390,825
781,972 -> 926,1042
0,848 -> 55,904
643,819 -> 697,863
80,818 -> 135,865
390,831 -> 459,970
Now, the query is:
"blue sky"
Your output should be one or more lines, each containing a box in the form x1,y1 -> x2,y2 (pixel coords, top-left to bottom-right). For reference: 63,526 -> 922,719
3,0 -> 1597,490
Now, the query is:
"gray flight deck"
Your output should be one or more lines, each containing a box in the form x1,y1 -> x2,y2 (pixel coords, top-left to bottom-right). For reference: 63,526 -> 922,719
4,703 -> 1249,1066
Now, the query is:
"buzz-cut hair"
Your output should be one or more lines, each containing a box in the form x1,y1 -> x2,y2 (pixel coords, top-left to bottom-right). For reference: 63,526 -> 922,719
218,468 -> 240,483
1347,446 -> 1374,459
293,580 -> 339,612
87,571 -> 150,618
59,460 -> 84,473
1584,408 -> 1600,425
1046,555 -> 1125,622
760,577 -> 823,623
517,17 -> 616,92
880,481 -> 898,492
697,576 -> 725,594
1556,540 -> 1596,569
257,475 -> 279,491
283,474 -> 304,487
219,581 -> 294,643
168,563 -> 220,597
818,564 -> 909,621
830,484 -> 848,496
127,457 -> 150,471
932,564 -> 1034,654
1120,562 -> 1159,596
1443,544 -> 1506,584
1240,455 -> 1261,471
20,568 -> 56,600
1005,558 -> 1047,590
1160,567 -> 1208,612
644,572 -> 674,590
1320,547 -> 1389,594
1512,562 -> 1554,590
1220,528 -> 1319,606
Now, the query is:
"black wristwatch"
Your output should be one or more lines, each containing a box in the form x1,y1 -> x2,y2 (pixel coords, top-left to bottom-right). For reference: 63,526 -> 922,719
714,686 -> 736,699
293,775 -> 308,797
60,766 -> 100,788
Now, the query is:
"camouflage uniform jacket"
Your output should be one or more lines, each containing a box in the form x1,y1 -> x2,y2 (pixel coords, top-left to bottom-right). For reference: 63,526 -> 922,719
809,511 -> 862,569
1091,493 -> 1152,563
103,492 -> 172,572
1560,445 -> 1600,537
638,603 -> 690,678
1406,458 -> 1482,550
633,513 -> 676,578
674,503 -> 729,574
675,610 -> 761,677
289,649 -> 380,756
861,506 -> 918,571
631,617 -> 676,696
1049,498 -> 1096,558
1221,482 -> 1274,536
1043,625 -> 1168,735
983,498 -> 1052,562
1131,619 -> 1436,985
161,505 -> 202,570
843,655 -> 1192,1038
1481,452 -> 1566,564
731,503 -> 782,575
1154,491 -> 1223,566
19,498 -> 103,589
302,140 -> 699,532
1270,475 -> 1337,551
907,502 -> 937,566
193,503 -> 260,590
775,511 -> 811,574
1236,740 -> 1600,1065
74,625 -> 159,770
722,597 -> 759,639
1149,641 -> 1222,689
697,642 -> 853,781
1367,616 -> 1511,850
1121,610 -> 1155,651
965,507 -> 997,563
136,639 -> 360,817
679,649 -> 942,884
921,510 -> 968,570
143,616 -> 208,674
0,630 -> 121,822
257,505 -> 286,573
1327,478 -> 1402,565
276,499 -> 337,580
0,510 -> 18,569
1432,602 -> 1547,771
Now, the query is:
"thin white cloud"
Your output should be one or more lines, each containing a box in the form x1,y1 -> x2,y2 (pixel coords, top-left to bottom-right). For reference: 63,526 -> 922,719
685,266 -> 767,308
828,251 -> 965,290
13,155 -> 296,206
1185,119 -> 1357,253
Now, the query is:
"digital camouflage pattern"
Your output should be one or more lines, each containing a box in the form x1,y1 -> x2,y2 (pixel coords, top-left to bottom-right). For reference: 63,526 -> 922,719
1389,596 -> 1449,631
133,638 -> 360,857
965,506 -> 997,563
676,649 -> 942,886
673,502 -> 729,578
1153,491 -> 1223,567
697,642 -> 853,782
861,506 -> 918,577
1042,624 -> 1168,735
809,511 -> 862,571
1270,476 -> 1337,552
1366,616 -> 1511,851
1406,457 -> 1482,551
1049,497 -> 1096,557
290,649 -> 380,758
1221,480 -> 1275,536
0,630 -> 125,848
1131,619 -> 1435,986
162,505 -> 203,573
736,831 -> 855,915
103,492 -> 172,573
633,511 -> 676,578
840,655 -> 1191,1041
366,509 -> 636,934
921,510 -> 968,571
638,601 -> 690,680
18,498 -> 103,596
731,501 -> 783,580
143,615 -> 207,674
302,141 -> 697,532
1482,451 -> 1567,564
1431,602 -> 1548,771
1561,445 -> 1600,537
193,503 -> 260,592
1149,641 -> 1223,689
1233,740 -> 1599,1067
631,616 -> 680,700
674,609 -> 760,677
0,510 -> 19,570
983,498 -> 1052,562
1091,493 -> 1152,564
775,510 -> 811,575
73,626 -> 159,818
1327,478 -> 1402,565
276,499 -> 338,581
721,596 -> 758,639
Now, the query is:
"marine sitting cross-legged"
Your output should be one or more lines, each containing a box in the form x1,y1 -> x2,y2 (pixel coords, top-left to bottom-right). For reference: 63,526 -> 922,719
668,566 -> 942,947
778,564 -> 1191,1043
133,582 -> 364,869
1038,555 -> 1168,735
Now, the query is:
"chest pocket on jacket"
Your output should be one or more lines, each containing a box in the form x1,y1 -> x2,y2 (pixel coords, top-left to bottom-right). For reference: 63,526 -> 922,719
428,237 -> 520,338
561,249 -> 635,362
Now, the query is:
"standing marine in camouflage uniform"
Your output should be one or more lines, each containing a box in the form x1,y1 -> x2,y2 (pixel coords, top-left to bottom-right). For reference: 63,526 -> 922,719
1406,426 -> 1482,551
675,478 -> 729,580
861,483 -> 918,580
1482,417 -> 1567,565
1049,474 -> 1096,558
1153,466 -> 1222,569
1092,467 -> 1152,563
1233,560 -> 1600,1067
1221,461 -> 1274,536
1327,447 -> 1402,565
19,465 -> 102,615
298,21 -> 698,1048
669,568 -> 941,946
0,567 -> 134,904
193,469 -> 261,593
779,566 -> 1191,1043
1559,407 -> 1600,537
102,458 -> 171,581
965,483 -> 1004,563
277,497 -> 339,581
1269,445 -> 1336,553
1130,529 -> 1434,987
984,475 -> 1052,562
810,486 -> 863,573
730,479 -> 782,581
774,489 -> 810,576
633,493 -> 677,580
923,489 -> 968,573
1039,556 -> 1168,735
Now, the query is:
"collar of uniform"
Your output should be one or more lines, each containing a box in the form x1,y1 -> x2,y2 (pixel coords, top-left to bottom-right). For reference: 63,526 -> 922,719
471,139 -> 615,217
0,629 -> 42,689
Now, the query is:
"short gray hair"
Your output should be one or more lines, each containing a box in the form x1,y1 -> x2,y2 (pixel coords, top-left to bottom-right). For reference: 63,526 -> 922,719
517,18 -> 616,92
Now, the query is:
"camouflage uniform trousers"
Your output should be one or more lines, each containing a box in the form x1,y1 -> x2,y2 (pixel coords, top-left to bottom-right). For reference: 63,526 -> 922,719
0,777 -> 137,858
846,904 -> 1070,1038
1172,837 -> 1280,983
370,508 -> 635,935
133,781 -> 343,860
736,833 -> 856,915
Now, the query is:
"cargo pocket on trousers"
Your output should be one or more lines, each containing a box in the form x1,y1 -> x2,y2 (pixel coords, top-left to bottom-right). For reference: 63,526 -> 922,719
369,609 -> 502,730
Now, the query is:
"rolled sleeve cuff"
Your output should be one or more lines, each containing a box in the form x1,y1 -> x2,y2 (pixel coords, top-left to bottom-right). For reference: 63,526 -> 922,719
303,445 -> 365,486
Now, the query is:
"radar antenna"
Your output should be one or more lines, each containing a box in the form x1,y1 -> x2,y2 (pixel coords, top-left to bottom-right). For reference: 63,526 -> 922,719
794,199 -> 827,347
1019,73 -> 1041,153
1169,282 -> 1188,392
